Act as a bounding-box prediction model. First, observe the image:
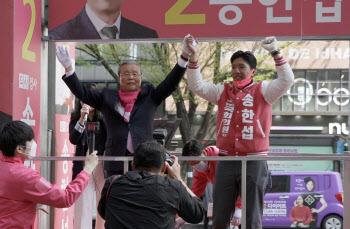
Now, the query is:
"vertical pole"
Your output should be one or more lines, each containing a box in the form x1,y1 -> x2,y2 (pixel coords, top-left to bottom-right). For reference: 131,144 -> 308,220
241,160 -> 247,229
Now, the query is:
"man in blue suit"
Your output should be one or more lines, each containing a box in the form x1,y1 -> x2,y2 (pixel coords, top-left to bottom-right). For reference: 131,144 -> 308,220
49,0 -> 158,40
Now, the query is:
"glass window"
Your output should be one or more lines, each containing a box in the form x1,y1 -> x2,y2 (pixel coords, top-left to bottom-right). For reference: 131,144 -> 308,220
269,175 -> 290,193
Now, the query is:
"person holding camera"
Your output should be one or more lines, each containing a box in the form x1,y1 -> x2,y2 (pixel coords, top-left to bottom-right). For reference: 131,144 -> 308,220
0,121 -> 99,228
98,140 -> 205,229
69,83 -> 107,229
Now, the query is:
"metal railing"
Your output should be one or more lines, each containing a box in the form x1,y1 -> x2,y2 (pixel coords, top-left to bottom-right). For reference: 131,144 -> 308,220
34,152 -> 350,229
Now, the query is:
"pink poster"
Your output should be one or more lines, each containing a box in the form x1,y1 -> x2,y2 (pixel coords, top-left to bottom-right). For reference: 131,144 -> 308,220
48,0 -> 350,40
54,114 -> 75,229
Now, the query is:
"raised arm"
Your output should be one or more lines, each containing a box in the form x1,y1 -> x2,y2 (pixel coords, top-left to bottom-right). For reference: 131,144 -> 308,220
152,35 -> 195,104
260,37 -> 294,104
56,46 -> 103,109
186,36 -> 224,105
21,151 -> 98,208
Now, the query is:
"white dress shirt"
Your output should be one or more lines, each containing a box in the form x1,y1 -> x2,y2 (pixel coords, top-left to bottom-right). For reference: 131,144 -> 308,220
85,3 -> 121,39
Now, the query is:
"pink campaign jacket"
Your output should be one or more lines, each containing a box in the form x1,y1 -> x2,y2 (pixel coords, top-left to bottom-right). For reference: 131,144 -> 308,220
0,153 -> 90,229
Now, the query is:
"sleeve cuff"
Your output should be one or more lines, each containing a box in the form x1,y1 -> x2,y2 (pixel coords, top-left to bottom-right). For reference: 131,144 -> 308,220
177,58 -> 188,68
66,69 -> 75,77
75,121 -> 85,133
233,207 -> 242,218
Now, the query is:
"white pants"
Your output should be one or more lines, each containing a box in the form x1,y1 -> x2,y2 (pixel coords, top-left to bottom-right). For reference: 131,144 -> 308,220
74,162 -> 105,229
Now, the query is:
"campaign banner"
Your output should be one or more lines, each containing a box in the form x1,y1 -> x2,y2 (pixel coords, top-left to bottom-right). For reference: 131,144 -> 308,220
13,0 -> 41,167
54,44 -> 76,228
48,0 -> 350,40
54,114 -> 75,229
0,2 -> 14,118
13,0 -> 41,227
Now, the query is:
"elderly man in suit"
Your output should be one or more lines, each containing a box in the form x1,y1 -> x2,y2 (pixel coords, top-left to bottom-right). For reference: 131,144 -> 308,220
56,35 -> 193,177
49,0 -> 158,40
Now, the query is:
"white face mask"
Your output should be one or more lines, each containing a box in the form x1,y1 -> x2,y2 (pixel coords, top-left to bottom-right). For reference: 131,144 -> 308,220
20,141 -> 37,160
192,161 -> 209,172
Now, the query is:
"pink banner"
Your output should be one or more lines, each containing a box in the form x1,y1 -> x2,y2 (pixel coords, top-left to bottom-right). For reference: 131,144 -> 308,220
0,2 -> 14,116
49,0 -> 350,40
54,114 -> 75,229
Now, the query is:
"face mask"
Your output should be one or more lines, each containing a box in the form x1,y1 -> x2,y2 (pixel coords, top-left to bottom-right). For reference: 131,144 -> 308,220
19,141 -> 37,160
233,69 -> 255,89
192,161 -> 209,172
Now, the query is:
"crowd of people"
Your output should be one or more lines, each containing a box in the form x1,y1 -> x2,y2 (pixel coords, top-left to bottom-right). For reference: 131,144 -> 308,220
0,34 -> 294,229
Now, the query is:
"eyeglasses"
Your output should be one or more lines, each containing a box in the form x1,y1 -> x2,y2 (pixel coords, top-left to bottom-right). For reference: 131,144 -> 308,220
20,145 -> 31,151
120,72 -> 141,78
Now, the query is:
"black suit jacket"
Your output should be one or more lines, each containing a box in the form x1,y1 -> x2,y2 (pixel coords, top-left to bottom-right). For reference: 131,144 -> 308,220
49,7 -> 158,40
69,115 -> 107,179
63,64 -> 185,173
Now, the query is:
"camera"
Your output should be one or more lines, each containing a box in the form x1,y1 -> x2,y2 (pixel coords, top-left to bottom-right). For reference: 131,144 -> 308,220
165,152 -> 174,166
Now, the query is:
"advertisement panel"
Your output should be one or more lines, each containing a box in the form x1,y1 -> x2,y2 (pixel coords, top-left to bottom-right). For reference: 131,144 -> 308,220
54,45 -> 76,228
13,0 -> 41,169
268,146 -> 334,172
54,114 -> 75,229
0,1 -> 14,119
49,0 -> 350,40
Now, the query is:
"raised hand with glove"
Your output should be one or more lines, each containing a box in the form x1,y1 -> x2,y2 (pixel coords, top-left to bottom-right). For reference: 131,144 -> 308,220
56,45 -> 73,72
261,36 -> 281,58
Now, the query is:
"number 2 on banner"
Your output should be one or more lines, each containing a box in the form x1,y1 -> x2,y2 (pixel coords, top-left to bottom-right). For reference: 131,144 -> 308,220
22,0 -> 36,63
166,0 -> 205,24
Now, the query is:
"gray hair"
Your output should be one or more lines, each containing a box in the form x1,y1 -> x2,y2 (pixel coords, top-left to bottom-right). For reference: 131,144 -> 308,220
118,60 -> 142,77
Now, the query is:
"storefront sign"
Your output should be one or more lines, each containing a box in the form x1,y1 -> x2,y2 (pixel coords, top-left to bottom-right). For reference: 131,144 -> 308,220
286,78 -> 349,107
48,0 -> 350,40
329,122 -> 349,135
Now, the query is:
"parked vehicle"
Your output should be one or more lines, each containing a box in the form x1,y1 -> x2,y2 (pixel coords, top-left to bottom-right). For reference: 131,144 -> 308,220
263,171 -> 343,229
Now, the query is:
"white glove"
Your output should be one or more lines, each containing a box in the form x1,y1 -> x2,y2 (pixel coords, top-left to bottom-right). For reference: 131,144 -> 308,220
175,217 -> 186,229
56,45 -> 73,68
261,36 -> 278,53
182,34 -> 197,55
231,207 -> 242,226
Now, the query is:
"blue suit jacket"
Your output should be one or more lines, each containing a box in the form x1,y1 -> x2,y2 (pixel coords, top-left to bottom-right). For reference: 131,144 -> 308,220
63,64 -> 185,173
49,8 -> 158,40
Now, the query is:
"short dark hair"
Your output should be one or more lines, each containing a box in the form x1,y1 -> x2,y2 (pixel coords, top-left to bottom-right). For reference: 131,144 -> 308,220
118,60 -> 142,77
182,140 -> 205,156
0,121 -> 34,157
133,140 -> 166,173
230,50 -> 257,70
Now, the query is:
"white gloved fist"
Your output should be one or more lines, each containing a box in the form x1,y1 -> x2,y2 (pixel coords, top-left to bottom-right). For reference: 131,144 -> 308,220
182,34 -> 191,55
231,207 -> 242,226
56,45 -> 72,68
175,217 -> 186,229
182,34 -> 197,55
261,36 -> 278,53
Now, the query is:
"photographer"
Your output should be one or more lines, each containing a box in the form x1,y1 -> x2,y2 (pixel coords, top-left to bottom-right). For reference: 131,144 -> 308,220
98,140 -> 205,229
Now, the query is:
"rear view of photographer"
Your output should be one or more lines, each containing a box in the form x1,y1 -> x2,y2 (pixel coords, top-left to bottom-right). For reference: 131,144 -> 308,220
98,140 -> 205,229
0,121 -> 98,228
69,83 -> 107,229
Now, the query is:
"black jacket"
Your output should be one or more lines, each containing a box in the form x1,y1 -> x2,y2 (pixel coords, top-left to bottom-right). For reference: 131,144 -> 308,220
69,116 -> 107,179
63,64 -> 186,172
98,170 -> 204,229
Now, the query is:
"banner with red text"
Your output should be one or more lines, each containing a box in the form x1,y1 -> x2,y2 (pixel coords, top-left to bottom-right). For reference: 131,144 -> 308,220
49,0 -> 350,40
54,45 -> 76,228
13,0 -> 41,169
54,114 -> 75,229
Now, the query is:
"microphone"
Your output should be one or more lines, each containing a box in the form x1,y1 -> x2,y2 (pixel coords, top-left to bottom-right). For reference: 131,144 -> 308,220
83,104 -> 90,123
